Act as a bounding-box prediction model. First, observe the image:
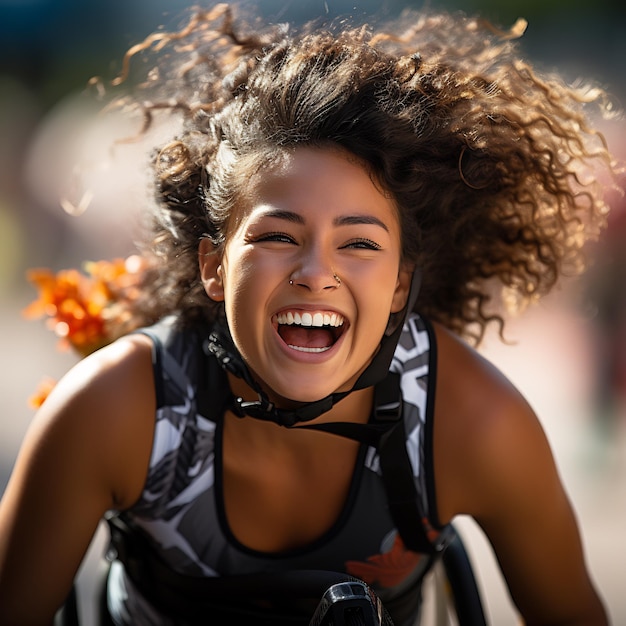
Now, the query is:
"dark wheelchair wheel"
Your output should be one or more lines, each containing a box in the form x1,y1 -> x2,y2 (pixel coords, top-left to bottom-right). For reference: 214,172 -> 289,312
441,527 -> 487,626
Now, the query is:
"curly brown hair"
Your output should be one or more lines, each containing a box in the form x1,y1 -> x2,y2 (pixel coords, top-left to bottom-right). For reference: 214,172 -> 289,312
103,3 -> 617,345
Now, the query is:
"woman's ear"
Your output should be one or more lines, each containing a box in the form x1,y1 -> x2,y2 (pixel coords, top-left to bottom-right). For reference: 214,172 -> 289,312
198,238 -> 225,302
390,265 -> 414,314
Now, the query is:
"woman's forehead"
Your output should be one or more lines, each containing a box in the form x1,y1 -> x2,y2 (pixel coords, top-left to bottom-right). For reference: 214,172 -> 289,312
241,147 -> 397,216
216,147 -> 402,254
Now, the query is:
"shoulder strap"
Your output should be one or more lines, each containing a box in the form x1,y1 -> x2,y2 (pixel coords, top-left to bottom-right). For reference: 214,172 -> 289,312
302,373 -> 444,555
135,327 -> 166,409
138,323 -> 232,421
374,374 -> 447,554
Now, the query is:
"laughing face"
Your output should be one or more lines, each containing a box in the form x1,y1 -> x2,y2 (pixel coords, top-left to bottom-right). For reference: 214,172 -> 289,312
200,146 -> 411,405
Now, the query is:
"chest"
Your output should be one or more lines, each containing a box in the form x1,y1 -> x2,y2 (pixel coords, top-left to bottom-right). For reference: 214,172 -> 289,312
221,417 -> 363,552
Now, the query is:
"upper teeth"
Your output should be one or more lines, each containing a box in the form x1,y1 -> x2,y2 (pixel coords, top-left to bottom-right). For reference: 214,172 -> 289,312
275,311 -> 344,327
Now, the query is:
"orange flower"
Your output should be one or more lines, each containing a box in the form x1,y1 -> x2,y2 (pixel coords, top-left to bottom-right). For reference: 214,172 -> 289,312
23,255 -> 148,357
23,255 -> 150,408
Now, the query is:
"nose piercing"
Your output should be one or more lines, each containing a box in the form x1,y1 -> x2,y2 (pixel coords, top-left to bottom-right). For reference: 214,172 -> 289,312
288,275 -> 341,286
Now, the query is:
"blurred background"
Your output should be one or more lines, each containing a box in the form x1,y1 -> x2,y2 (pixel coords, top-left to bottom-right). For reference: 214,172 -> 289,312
1,0 -> 625,624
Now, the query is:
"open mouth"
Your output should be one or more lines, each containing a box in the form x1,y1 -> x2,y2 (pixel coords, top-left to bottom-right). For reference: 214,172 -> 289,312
273,310 -> 345,353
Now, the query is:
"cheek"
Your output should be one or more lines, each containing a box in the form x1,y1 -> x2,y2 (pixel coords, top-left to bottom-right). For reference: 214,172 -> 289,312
362,265 -> 403,328
222,280 -> 256,359
222,258 -> 266,329
223,273 -> 251,318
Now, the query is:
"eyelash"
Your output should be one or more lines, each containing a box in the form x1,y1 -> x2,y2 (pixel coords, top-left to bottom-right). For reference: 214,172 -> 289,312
342,238 -> 381,250
254,232 -> 296,244
253,234 -> 381,251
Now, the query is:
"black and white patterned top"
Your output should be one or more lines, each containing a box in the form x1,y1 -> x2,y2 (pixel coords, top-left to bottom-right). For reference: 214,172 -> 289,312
106,313 -> 442,626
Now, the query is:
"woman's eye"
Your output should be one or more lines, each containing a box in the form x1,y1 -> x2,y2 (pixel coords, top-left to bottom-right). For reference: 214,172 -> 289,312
342,238 -> 382,250
253,232 -> 296,244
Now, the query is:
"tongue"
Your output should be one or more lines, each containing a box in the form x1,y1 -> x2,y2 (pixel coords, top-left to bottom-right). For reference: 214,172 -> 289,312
279,325 -> 334,349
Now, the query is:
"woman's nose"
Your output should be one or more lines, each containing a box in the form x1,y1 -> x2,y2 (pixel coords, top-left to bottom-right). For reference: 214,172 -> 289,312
289,249 -> 341,292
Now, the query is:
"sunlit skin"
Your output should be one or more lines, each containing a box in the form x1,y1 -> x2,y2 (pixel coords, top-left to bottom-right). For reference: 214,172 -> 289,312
200,147 -> 412,406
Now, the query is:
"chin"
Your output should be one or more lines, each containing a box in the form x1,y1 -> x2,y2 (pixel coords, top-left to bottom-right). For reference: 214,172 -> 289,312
269,382 -> 338,406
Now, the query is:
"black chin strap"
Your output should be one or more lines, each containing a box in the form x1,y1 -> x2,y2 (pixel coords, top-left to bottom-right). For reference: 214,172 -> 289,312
203,270 -> 422,428
204,326 -> 349,426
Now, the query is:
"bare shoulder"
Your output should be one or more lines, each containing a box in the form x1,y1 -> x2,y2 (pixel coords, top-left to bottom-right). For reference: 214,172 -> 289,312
431,322 -> 555,523
430,325 -> 608,623
432,322 -> 535,437
0,333 -> 156,621
25,332 -> 156,509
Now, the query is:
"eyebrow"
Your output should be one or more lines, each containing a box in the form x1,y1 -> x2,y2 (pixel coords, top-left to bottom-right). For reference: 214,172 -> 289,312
334,214 -> 390,232
258,209 -> 390,232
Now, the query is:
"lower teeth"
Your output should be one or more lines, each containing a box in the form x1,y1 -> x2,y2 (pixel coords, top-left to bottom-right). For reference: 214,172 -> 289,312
288,344 -> 331,353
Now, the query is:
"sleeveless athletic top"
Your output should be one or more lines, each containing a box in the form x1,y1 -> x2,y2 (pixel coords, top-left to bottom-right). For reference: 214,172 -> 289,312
106,312 -> 442,626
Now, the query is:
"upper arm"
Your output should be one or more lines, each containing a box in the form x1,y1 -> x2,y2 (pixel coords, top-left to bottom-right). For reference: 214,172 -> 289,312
469,399 -> 605,624
433,325 -> 607,625
0,334 -> 155,625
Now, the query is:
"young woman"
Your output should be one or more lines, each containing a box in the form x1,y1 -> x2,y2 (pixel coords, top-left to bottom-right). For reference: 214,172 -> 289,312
0,4 -> 614,624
